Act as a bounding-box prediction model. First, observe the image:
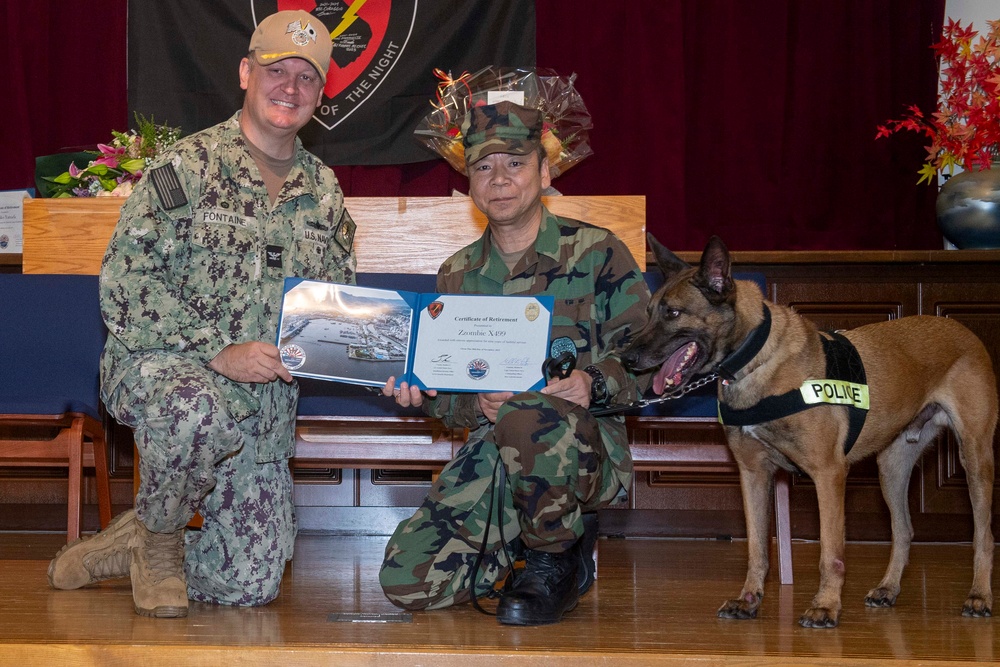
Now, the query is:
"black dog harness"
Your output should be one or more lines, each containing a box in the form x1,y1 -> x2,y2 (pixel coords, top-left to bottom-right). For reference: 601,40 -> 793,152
717,305 -> 870,455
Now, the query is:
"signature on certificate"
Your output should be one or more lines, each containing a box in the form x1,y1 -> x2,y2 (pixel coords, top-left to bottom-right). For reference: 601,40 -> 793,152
503,356 -> 531,366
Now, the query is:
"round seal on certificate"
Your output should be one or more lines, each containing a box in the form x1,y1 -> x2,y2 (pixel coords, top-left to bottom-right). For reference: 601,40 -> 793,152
280,344 -> 307,371
467,358 -> 490,380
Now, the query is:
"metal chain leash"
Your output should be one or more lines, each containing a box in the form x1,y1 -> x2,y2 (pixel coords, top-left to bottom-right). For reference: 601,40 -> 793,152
589,372 -> 720,417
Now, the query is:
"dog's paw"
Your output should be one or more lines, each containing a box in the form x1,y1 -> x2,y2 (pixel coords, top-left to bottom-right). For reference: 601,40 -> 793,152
717,592 -> 761,620
962,595 -> 992,618
864,587 -> 897,608
798,607 -> 839,628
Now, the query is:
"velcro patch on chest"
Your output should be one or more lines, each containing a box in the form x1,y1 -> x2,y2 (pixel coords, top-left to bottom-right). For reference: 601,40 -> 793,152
302,227 -> 330,246
266,245 -> 283,268
198,208 -> 255,228
799,380 -> 869,410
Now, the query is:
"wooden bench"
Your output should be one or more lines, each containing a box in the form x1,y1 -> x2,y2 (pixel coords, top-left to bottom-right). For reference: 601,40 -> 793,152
22,195 -> 792,584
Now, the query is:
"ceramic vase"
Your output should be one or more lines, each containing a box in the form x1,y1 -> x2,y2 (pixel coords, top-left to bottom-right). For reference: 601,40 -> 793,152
936,164 -> 1000,249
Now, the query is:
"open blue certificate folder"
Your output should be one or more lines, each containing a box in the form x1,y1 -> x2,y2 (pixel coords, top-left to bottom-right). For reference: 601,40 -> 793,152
277,278 -> 555,393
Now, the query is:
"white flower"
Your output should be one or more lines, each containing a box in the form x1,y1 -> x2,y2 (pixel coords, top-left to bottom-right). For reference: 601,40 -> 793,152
111,182 -> 134,197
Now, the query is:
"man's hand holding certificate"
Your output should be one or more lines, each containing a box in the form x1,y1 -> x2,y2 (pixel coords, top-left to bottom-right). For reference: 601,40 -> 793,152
277,279 -> 554,393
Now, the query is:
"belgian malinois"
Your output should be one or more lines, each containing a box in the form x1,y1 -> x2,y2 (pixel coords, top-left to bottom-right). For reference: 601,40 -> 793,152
623,234 -> 997,628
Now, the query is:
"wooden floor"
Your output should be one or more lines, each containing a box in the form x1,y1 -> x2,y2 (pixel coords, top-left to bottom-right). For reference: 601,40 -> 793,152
0,532 -> 996,666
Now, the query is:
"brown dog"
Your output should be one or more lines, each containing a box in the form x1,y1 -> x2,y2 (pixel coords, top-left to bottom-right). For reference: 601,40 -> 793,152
623,234 -> 997,628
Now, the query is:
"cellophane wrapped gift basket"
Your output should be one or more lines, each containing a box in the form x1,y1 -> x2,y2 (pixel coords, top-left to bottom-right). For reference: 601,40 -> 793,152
414,66 -> 593,178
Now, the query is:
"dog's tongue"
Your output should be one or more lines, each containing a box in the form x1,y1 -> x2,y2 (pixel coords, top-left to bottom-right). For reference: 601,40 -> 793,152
652,342 -> 698,395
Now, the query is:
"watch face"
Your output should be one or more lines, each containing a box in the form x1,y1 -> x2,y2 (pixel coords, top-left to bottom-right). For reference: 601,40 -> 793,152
586,366 -> 608,404
592,379 -> 607,401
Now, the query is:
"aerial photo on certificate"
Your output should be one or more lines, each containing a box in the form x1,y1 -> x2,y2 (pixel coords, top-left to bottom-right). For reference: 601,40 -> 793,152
277,281 -> 412,387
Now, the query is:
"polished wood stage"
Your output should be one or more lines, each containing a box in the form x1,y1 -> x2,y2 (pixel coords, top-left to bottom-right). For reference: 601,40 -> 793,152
0,533 -> 995,666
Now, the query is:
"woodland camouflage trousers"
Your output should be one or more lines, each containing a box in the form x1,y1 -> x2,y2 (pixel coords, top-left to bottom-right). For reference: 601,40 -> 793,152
379,392 -> 625,610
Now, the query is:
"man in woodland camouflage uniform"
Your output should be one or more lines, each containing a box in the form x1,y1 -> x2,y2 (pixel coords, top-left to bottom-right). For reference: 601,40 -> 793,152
380,101 -> 650,625
48,10 -> 356,618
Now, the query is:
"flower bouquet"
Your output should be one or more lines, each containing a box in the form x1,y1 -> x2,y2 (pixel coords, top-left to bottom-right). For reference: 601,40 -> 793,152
414,66 -> 593,178
42,114 -> 181,197
877,19 -> 1000,185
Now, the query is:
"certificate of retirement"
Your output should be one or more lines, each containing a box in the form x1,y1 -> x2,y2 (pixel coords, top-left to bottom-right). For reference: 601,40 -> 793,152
277,278 -> 554,393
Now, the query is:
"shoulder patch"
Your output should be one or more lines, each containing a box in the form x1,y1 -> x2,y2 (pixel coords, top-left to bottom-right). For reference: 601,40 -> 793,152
149,164 -> 188,210
334,208 -> 356,252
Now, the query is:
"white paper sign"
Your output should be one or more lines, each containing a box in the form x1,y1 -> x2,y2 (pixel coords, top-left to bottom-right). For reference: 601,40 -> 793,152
487,90 -> 526,106
0,191 -> 30,254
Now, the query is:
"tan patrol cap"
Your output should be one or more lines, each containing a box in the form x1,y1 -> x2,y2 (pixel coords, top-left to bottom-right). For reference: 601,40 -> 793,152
250,10 -> 332,84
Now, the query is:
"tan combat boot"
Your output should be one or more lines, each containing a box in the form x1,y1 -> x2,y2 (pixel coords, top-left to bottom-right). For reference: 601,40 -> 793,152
48,509 -> 139,589
130,521 -> 189,618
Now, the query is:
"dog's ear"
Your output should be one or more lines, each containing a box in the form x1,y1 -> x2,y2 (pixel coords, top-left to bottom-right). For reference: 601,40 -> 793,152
693,235 -> 734,303
647,232 -> 689,278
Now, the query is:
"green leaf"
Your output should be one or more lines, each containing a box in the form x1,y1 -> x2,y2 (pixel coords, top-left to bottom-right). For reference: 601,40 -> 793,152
119,158 -> 145,174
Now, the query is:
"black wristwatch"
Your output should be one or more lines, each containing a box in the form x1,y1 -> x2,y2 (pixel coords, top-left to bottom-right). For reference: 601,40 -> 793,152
583,365 -> 609,406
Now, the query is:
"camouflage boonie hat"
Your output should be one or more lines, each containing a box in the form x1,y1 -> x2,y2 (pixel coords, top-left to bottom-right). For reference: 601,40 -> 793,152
461,101 -> 543,166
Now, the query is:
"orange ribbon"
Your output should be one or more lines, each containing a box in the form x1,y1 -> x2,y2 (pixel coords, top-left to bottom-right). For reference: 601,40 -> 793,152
432,68 -> 473,124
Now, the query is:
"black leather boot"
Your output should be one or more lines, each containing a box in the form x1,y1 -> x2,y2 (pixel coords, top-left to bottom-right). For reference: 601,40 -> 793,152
496,543 -> 580,626
577,512 -> 599,596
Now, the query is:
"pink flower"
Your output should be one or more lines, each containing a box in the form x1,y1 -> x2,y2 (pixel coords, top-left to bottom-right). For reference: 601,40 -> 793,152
68,162 -> 82,178
94,143 -> 125,168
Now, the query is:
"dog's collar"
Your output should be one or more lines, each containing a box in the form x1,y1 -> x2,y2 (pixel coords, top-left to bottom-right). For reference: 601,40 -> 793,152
716,304 -> 771,382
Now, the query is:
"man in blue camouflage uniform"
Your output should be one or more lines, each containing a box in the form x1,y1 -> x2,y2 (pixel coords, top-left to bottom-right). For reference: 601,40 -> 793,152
48,10 -> 356,618
379,102 -> 650,625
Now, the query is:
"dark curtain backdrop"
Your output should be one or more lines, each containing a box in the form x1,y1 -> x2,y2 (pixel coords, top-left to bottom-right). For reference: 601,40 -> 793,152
1,0 -> 944,250
1,1 -> 128,191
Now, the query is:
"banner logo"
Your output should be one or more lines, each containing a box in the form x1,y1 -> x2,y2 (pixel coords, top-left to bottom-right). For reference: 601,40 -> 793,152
254,0 -> 417,131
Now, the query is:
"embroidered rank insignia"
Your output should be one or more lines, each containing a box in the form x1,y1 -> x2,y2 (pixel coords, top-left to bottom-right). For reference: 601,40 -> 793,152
149,164 -> 188,210
266,245 -> 284,268
334,209 -> 356,251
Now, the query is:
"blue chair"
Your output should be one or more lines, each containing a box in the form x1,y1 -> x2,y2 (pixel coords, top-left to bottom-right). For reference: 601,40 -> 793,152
0,274 -> 112,541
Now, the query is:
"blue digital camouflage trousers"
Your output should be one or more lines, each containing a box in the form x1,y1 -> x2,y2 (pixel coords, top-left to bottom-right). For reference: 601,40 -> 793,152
103,352 -> 295,606
379,392 -> 625,610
